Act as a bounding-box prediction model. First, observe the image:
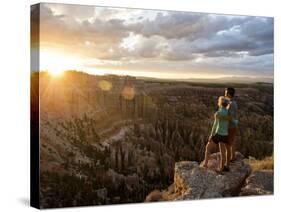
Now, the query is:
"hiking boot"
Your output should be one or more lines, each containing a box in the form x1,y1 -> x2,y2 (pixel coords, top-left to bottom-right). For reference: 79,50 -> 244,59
215,169 -> 224,175
223,166 -> 230,172
230,158 -> 236,163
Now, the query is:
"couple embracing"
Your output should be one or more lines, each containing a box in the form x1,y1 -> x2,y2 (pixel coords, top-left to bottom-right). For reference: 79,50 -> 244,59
202,87 -> 238,172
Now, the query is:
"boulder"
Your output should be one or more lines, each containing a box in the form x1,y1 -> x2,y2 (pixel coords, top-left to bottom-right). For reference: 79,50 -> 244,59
240,170 -> 273,196
146,152 -> 251,201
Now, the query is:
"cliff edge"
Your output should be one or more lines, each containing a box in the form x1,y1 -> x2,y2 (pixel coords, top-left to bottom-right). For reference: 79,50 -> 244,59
146,152 -> 273,202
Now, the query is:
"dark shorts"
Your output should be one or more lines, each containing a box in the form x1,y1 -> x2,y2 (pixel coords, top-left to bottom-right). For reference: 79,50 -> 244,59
211,134 -> 228,144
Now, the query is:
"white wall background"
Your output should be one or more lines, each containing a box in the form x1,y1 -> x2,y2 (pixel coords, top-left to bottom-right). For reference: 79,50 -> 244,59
0,0 -> 279,211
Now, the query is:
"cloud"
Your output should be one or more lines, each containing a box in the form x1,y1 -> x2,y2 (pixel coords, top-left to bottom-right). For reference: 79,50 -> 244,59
32,3 -> 274,77
38,4 -> 131,60
128,13 -> 273,58
45,3 -> 96,21
129,12 -> 247,40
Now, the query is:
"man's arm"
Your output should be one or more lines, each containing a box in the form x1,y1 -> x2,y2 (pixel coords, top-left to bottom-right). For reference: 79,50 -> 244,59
214,111 -> 232,121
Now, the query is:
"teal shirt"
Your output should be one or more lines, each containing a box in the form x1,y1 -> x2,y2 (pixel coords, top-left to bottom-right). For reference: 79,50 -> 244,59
210,107 -> 229,136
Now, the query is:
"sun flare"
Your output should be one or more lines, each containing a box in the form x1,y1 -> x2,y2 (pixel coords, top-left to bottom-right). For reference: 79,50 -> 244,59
48,68 -> 64,77
40,48 -> 82,76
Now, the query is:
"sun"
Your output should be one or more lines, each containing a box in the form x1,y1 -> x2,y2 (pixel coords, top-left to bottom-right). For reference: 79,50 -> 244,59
48,68 -> 64,77
40,48 -> 82,76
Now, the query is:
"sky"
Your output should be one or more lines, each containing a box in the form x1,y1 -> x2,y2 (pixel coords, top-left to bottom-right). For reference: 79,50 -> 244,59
31,3 -> 274,80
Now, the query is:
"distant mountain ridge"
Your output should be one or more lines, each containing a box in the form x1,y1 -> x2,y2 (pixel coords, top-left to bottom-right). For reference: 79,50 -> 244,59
36,70 -> 273,84
136,76 -> 273,84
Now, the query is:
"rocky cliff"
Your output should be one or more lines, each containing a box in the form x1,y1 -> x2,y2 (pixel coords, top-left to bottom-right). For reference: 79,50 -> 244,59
240,170 -> 273,196
145,152 -> 273,202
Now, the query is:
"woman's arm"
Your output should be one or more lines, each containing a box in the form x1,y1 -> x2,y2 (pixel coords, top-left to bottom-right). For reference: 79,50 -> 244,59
210,118 -> 218,137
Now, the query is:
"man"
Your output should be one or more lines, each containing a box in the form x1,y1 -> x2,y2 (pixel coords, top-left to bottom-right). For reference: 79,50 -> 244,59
222,87 -> 238,162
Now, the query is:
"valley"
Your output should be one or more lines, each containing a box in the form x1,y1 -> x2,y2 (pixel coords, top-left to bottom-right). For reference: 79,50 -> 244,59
32,71 -> 273,208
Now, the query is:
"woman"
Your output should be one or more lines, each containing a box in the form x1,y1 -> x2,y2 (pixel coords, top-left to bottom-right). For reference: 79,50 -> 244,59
202,96 -> 230,172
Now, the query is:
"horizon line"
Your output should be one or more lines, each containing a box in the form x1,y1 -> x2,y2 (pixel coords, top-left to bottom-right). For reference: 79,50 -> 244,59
32,69 -> 274,82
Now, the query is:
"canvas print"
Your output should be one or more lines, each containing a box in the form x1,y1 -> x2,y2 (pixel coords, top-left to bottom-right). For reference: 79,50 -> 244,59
30,3 -> 274,209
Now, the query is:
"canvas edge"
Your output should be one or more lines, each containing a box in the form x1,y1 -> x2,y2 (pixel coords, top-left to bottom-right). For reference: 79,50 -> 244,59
30,3 -> 40,209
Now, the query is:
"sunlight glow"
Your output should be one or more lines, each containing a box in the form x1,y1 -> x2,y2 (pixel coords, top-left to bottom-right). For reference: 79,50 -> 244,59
40,49 -> 83,77
38,48 -> 235,80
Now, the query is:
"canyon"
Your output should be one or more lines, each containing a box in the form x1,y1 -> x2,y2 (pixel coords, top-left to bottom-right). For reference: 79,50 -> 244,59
31,71 -> 273,208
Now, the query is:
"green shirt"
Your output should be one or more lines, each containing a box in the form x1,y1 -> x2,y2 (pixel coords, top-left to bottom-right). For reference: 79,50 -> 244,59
210,107 -> 229,136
